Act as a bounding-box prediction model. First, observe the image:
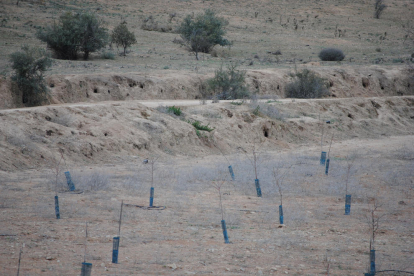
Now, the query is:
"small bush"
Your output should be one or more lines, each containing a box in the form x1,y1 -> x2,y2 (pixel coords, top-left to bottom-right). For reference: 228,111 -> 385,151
285,69 -> 330,99
9,45 -> 52,106
51,112 -> 74,127
73,170 -> 110,192
318,48 -> 345,61
167,106 -> 182,116
252,105 -> 260,116
206,63 -> 250,100
102,51 -> 115,60
188,120 -> 214,132
141,16 -> 173,32
251,103 -> 285,121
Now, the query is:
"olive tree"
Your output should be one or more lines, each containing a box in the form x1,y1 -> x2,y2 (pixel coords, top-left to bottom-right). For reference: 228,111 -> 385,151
36,12 -> 108,60
178,9 -> 230,60
111,22 -> 137,56
10,45 -> 52,106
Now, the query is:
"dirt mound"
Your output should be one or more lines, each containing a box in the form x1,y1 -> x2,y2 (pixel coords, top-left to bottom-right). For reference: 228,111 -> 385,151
1,96 -> 413,171
1,66 -> 413,110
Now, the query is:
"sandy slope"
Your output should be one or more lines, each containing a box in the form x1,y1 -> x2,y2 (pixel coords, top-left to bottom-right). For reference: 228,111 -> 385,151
1,95 -> 413,172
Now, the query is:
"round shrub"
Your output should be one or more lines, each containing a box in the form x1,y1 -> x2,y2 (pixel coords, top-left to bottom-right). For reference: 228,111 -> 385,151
206,64 -> 250,100
285,69 -> 330,99
318,48 -> 345,61
101,51 -> 115,60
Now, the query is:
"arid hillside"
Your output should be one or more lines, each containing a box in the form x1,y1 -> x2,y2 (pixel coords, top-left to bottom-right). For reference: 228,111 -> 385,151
1,1 -> 414,275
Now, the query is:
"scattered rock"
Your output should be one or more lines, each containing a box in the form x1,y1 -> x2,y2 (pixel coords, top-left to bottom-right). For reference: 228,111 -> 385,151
166,263 -> 177,270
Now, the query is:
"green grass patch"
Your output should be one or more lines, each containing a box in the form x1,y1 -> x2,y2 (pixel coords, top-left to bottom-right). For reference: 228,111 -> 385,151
230,101 -> 244,105
266,100 -> 282,103
167,106 -> 182,116
188,120 -> 214,132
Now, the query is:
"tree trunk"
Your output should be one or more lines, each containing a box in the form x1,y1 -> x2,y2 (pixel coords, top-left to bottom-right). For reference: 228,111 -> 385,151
22,91 -> 28,104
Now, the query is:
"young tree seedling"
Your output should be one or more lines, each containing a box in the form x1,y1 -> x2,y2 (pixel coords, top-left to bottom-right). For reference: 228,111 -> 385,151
112,201 -> 123,264
325,134 -> 334,175
272,166 -> 285,225
143,156 -> 159,206
49,149 -> 65,219
214,142 -> 235,181
364,197 -> 385,275
210,179 -> 230,243
323,251 -> 331,276
241,145 -> 264,197
16,244 -> 23,276
344,153 -> 357,215
319,114 -> 328,165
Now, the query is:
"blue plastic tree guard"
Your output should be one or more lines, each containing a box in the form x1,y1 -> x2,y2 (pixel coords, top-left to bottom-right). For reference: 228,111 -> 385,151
149,187 -> 154,207
325,159 -> 330,175
112,237 -> 120,264
370,249 -> 376,274
228,165 -> 235,181
54,195 -> 60,219
345,195 -> 351,215
64,171 -> 75,191
279,205 -> 284,224
81,262 -> 92,276
221,220 -> 230,244
255,179 -> 262,197
320,151 -> 327,165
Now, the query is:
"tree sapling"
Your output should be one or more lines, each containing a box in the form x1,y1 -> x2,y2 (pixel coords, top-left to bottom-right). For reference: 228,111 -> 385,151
143,156 -> 159,207
364,198 -> 385,275
325,134 -> 334,175
210,179 -> 230,243
242,145 -> 264,197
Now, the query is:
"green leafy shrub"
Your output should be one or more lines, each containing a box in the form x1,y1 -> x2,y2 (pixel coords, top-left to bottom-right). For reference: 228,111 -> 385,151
230,101 -> 244,105
9,45 -> 52,106
36,12 -> 108,60
318,48 -> 345,61
206,64 -> 250,100
252,105 -> 260,116
250,103 -> 285,121
178,9 -> 230,60
285,69 -> 330,99
101,51 -> 115,59
167,106 -> 182,116
111,22 -> 137,56
188,120 -> 214,132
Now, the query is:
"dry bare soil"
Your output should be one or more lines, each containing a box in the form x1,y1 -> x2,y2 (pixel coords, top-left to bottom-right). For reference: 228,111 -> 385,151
0,0 -> 414,275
